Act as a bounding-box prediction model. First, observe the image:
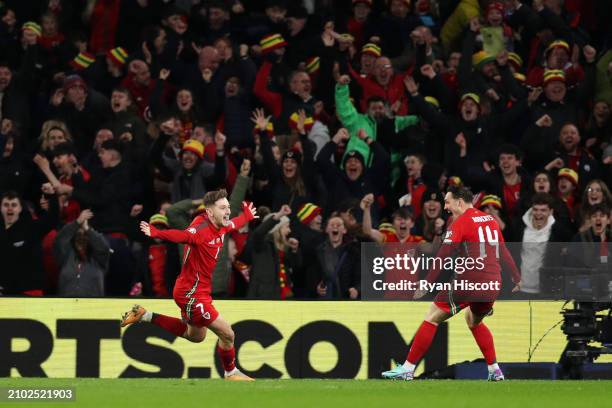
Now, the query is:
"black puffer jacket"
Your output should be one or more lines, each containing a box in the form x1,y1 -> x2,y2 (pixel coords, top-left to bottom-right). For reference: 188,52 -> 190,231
71,161 -> 133,234
520,63 -> 595,171
409,92 -> 528,190
260,131 -> 320,212
316,139 -> 390,214
0,137 -> 30,197
246,216 -> 303,299
0,198 -> 58,294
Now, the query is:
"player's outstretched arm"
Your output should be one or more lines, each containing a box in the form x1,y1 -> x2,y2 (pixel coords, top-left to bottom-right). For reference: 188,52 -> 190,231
140,221 -> 197,244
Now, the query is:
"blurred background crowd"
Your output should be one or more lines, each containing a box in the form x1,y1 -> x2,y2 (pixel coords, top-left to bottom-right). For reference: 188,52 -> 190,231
0,0 -> 610,299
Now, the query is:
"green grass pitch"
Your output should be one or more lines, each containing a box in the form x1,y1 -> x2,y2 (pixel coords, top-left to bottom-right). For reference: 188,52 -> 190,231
1,378 -> 611,408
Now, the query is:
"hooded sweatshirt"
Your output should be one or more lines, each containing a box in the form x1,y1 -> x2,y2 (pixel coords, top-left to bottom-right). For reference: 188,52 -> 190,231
519,208 -> 555,294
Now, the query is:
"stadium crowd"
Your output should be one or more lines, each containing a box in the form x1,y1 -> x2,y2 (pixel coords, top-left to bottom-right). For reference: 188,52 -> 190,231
0,0 -> 611,299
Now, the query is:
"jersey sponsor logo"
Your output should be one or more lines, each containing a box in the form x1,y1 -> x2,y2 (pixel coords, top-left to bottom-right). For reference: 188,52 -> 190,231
187,227 -> 197,234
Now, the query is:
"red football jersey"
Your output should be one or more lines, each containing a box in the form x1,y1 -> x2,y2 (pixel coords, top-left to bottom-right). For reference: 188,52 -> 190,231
502,182 -> 521,217
149,204 -> 255,301
426,207 -> 520,284
382,231 -> 424,244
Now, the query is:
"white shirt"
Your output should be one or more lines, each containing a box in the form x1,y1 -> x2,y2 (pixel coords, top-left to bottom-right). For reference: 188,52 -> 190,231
520,209 -> 555,294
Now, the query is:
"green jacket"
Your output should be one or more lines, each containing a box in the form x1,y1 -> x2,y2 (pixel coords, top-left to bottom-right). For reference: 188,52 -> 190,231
335,83 -> 419,166
595,50 -> 612,105
165,174 -> 250,295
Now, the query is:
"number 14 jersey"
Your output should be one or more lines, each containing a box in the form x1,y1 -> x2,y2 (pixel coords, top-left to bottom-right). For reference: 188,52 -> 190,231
427,208 -> 521,284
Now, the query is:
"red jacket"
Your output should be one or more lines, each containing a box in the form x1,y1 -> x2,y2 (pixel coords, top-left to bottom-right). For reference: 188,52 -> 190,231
148,244 -> 169,297
120,74 -> 161,119
89,0 -> 121,53
349,66 -> 410,115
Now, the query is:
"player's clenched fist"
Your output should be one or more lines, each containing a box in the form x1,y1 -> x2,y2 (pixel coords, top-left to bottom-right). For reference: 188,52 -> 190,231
360,193 -> 374,210
275,204 -> 291,219
288,238 -> 299,252
337,75 -> 350,85
240,159 -> 251,176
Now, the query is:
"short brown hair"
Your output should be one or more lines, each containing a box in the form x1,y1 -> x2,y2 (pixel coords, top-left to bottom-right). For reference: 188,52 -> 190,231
531,193 -> 554,209
588,203 -> 610,218
203,189 -> 228,207
392,207 -> 414,221
1,190 -> 21,204
447,185 -> 474,203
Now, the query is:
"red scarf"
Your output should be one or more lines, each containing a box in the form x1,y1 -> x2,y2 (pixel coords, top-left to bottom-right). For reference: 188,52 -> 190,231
39,33 -> 65,49
89,0 -> 121,53
278,250 -> 293,299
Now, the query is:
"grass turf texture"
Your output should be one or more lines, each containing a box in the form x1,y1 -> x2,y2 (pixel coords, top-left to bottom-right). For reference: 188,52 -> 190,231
1,378 -> 611,408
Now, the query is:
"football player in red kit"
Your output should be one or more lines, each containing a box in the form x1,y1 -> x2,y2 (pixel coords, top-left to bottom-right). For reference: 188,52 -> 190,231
120,189 -> 257,381
382,185 -> 521,381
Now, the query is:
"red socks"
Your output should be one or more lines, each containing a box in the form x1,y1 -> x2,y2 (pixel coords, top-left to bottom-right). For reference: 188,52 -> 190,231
149,314 -> 238,372
405,321 -> 497,366
470,323 -> 497,365
151,313 -> 187,337
406,321 -> 438,365
217,345 -> 236,372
